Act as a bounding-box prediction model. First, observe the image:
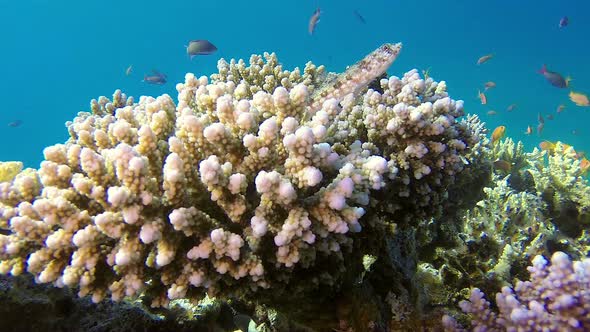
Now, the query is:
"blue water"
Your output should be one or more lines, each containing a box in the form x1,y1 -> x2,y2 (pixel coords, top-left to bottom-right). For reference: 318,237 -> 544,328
1,0 -> 589,168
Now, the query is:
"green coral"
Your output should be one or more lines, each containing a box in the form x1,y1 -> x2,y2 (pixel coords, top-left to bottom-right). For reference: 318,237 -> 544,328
526,143 -> 590,239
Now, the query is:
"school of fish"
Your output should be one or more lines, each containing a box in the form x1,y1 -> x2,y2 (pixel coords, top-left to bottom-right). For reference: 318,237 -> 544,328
478,15 -> 588,176
33,8 -> 585,179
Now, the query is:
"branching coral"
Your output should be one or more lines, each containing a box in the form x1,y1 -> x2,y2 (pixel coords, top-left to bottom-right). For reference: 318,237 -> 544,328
526,143 -> 590,238
424,138 -> 590,331
443,251 -> 590,331
0,43 -> 484,319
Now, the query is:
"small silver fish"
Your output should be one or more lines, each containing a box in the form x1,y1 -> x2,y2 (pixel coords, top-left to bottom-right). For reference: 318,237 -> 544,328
143,69 -> 167,85
8,120 -> 22,127
477,54 -> 493,65
186,40 -> 217,60
506,103 -> 517,112
125,65 -> 133,76
308,8 -> 321,35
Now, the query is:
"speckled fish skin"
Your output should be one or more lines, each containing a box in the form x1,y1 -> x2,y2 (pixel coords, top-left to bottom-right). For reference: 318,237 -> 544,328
308,43 -> 402,114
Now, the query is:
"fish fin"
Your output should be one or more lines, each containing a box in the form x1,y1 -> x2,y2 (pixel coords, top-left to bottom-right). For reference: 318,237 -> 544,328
151,69 -> 167,78
152,69 -> 168,79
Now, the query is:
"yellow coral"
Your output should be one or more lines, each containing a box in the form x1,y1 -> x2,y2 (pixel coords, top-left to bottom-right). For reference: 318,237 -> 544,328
0,161 -> 23,182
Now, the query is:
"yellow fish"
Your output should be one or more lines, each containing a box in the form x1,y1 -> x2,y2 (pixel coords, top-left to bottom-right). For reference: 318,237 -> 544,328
491,125 -> 505,144
539,140 -> 555,152
569,91 -> 589,106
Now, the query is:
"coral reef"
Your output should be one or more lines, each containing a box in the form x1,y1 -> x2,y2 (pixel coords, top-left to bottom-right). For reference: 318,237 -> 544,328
443,251 -> 590,331
419,137 -> 590,303
418,136 -> 590,331
0,43 -> 488,330
527,142 -> 590,239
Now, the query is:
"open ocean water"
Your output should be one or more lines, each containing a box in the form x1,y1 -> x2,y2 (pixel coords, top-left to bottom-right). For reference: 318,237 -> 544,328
0,0 -> 589,167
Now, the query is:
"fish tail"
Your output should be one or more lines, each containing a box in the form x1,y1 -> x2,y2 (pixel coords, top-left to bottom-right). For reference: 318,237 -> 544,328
537,64 -> 547,74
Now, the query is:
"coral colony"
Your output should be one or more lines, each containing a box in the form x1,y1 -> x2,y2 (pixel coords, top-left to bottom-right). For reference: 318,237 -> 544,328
1,42 -> 589,330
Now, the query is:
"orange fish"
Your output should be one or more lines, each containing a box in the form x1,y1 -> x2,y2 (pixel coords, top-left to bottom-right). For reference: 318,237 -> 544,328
493,160 -> 512,172
581,158 -> 590,175
525,125 -> 533,135
506,103 -> 517,112
569,91 -> 590,106
539,141 -> 573,154
308,8 -> 321,35
539,140 -> 555,152
478,90 -> 487,105
477,54 -> 494,65
556,104 -> 565,113
491,125 -> 506,144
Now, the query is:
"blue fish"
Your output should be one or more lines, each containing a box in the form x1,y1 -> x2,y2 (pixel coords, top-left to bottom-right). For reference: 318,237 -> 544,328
538,65 -> 569,88
559,16 -> 568,28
